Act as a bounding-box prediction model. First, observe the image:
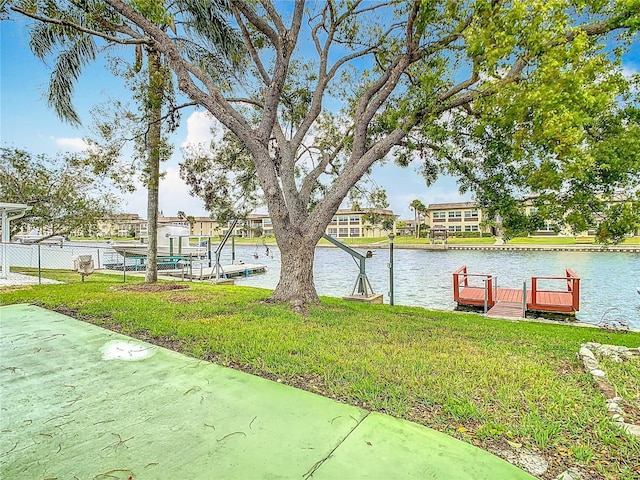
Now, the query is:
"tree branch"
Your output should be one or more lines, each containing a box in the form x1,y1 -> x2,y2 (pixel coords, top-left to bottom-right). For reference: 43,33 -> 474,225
234,10 -> 271,85
11,6 -> 149,45
231,0 -> 280,48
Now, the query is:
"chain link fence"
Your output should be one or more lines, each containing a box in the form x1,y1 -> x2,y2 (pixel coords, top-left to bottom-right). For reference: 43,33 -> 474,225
0,241 -> 216,284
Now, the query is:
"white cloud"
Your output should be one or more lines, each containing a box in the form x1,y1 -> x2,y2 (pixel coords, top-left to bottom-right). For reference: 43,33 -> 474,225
158,167 -> 208,216
117,167 -> 209,217
53,136 -> 90,152
622,64 -> 639,79
181,111 -> 223,154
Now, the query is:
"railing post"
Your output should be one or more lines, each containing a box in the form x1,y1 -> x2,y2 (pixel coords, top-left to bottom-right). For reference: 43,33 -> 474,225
522,280 -> 527,317
483,278 -> 488,313
573,277 -> 580,311
453,272 -> 460,302
493,276 -> 498,301
531,277 -> 537,308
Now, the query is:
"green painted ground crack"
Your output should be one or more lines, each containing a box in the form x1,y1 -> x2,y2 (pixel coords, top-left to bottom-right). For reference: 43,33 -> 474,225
302,411 -> 370,480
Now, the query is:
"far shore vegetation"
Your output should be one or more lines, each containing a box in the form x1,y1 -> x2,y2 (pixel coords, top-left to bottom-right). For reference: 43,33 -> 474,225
2,270 -> 639,480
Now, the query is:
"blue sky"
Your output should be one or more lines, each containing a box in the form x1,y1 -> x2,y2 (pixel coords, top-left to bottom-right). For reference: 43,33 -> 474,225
2,14 -> 638,221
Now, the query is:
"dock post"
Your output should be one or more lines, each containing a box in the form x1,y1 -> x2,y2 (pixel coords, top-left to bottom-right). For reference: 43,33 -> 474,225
388,233 -> 395,306
232,235 -> 235,262
522,280 -> 527,317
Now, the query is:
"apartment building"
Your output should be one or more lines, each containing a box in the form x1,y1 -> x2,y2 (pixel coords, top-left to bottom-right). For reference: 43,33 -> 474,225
98,208 -> 399,240
243,213 -> 274,238
98,213 -> 147,238
426,202 -> 485,234
326,209 -> 397,239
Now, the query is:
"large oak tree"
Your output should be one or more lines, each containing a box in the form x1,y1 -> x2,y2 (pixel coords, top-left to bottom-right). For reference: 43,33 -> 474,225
9,0 -> 640,306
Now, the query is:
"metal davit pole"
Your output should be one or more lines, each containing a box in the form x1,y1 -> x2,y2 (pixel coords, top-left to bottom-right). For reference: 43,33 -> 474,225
38,244 -> 41,285
388,233 -> 395,306
322,234 -> 374,296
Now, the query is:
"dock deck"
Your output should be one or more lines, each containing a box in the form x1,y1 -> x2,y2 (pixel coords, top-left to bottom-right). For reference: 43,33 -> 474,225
162,262 -> 267,280
453,266 -> 580,318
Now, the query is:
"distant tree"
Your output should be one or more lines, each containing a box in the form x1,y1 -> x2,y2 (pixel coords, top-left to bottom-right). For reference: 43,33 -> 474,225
410,200 -> 426,239
0,148 -> 117,239
177,211 -> 196,232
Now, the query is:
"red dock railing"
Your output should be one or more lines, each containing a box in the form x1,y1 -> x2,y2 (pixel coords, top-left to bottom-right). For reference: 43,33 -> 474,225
530,268 -> 580,313
453,266 -> 580,315
453,265 -> 494,311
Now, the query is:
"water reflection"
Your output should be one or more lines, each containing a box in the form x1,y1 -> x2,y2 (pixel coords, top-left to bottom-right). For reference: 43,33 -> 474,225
229,245 -> 640,329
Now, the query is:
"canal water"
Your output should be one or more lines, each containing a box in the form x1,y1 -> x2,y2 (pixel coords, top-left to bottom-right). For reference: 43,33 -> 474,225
230,245 -> 640,329
4,242 -> 639,329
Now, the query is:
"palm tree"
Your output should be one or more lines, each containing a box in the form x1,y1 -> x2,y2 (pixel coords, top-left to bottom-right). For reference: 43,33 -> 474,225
410,199 -> 426,239
14,0 -> 242,282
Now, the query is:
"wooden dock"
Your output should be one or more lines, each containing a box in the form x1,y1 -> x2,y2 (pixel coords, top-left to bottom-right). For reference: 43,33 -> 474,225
487,302 -> 525,319
453,265 -> 580,318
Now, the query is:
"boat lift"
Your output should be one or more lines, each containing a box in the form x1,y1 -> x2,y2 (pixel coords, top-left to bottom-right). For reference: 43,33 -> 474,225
212,219 -> 239,281
322,234 -> 376,297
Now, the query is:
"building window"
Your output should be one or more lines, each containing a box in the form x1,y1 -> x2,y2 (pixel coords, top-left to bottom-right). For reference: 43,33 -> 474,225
465,225 -> 479,232
448,225 -> 462,232
540,221 -> 556,232
448,211 -> 462,218
349,215 -> 360,222
432,212 -> 446,219
328,228 -> 337,235
338,228 -> 348,237
350,227 -> 360,237
464,210 -> 478,218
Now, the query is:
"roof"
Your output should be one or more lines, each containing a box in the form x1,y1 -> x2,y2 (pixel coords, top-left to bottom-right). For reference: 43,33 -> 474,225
427,202 -> 477,210
334,208 -> 396,216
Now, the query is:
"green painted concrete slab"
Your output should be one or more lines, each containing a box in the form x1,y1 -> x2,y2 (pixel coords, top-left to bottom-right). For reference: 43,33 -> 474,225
313,412 -> 534,479
1,304 -> 366,479
1,304 -> 535,479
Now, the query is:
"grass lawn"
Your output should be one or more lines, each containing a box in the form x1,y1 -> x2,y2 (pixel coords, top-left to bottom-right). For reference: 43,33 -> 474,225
3,271 -> 639,479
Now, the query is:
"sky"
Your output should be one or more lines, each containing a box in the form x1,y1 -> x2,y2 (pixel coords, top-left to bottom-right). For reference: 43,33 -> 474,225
1,13 -> 638,221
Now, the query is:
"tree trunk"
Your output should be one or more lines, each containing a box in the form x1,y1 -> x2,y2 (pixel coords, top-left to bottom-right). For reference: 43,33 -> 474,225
268,237 -> 319,307
145,49 -> 163,283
